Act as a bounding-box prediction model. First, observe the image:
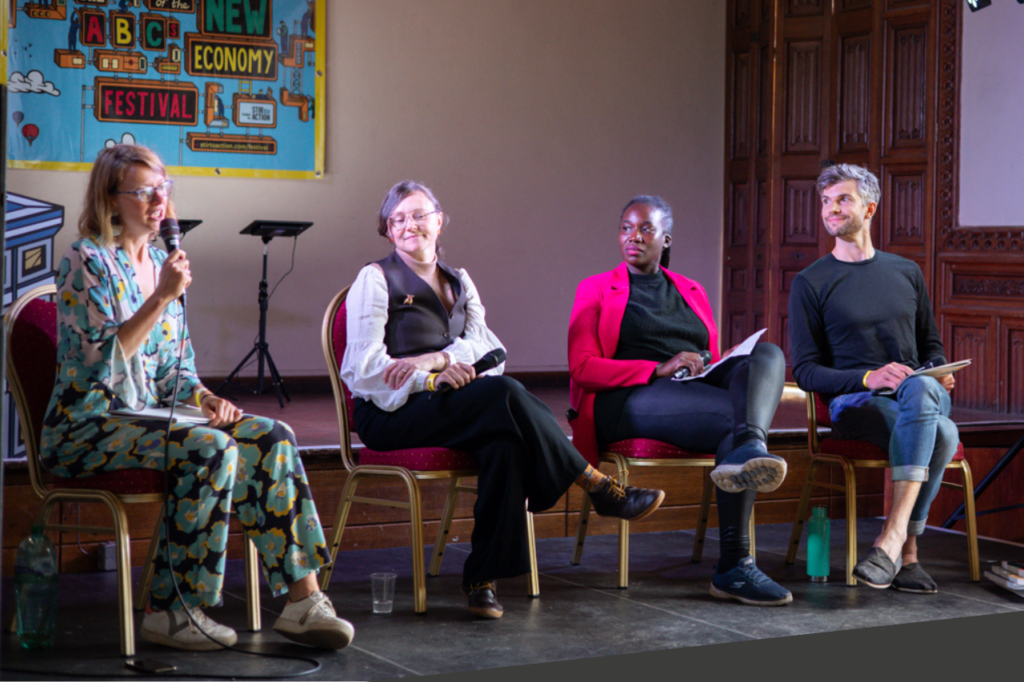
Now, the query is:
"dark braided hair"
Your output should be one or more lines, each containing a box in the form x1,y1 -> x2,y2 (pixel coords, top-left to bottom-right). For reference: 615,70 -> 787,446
621,195 -> 673,268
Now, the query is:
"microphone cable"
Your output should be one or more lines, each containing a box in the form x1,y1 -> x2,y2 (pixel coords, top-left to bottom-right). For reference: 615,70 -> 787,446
3,250 -> 324,681
266,236 -> 299,303
150,260 -> 322,677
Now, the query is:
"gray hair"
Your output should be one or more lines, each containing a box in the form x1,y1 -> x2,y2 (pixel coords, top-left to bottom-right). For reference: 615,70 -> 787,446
816,164 -> 881,206
377,180 -> 447,238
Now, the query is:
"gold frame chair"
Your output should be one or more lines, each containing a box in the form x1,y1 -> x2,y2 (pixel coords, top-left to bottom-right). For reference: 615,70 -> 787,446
318,286 -> 540,613
572,447 -> 755,589
786,390 -> 980,585
4,285 -> 261,656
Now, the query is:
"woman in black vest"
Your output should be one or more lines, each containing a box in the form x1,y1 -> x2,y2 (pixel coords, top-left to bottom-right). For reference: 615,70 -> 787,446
340,181 -> 665,619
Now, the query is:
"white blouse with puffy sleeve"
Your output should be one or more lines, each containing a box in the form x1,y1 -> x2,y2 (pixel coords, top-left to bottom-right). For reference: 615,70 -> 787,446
339,263 -> 506,412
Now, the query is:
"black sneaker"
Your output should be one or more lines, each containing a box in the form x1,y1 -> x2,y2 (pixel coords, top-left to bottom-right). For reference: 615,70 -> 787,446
588,474 -> 665,522
710,557 -> 793,606
710,440 -> 788,494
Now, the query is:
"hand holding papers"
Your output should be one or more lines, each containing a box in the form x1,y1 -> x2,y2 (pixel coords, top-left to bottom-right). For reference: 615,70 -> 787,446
671,329 -> 767,383
872,359 -> 971,396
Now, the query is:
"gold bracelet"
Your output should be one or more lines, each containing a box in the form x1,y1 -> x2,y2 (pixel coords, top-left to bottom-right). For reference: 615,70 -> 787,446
426,373 -> 439,392
439,352 -> 451,372
862,370 -> 872,388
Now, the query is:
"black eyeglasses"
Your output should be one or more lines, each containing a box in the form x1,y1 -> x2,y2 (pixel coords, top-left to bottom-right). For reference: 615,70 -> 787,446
113,180 -> 173,202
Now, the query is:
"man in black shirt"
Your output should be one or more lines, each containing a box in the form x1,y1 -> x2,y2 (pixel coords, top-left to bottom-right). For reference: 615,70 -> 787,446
788,164 -> 959,594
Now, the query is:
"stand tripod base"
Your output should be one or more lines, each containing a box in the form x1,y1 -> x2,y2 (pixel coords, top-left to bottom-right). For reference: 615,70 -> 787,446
216,342 -> 291,408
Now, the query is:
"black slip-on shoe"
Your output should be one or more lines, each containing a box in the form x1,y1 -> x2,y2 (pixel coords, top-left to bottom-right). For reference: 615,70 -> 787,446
891,563 -> 938,594
853,547 -> 899,589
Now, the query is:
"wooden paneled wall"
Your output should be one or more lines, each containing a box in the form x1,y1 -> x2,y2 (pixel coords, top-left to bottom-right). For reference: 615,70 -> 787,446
723,0 -> 1024,414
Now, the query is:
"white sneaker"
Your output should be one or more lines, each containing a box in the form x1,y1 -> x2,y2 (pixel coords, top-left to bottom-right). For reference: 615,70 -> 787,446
140,607 -> 238,651
273,592 -> 354,650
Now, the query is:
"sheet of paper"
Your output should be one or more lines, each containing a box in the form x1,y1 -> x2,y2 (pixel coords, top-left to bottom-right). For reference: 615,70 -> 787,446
873,358 -> 972,395
913,359 -> 971,378
672,328 -> 767,382
109,404 -> 210,425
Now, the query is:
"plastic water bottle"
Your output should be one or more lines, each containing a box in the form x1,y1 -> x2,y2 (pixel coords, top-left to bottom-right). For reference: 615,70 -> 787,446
14,525 -> 59,649
806,506 -> 830,582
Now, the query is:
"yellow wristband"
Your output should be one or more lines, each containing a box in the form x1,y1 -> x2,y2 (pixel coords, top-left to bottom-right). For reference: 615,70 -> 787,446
195,390 -> 211,407
862,370 -> 872,388
426,373 -> 439,392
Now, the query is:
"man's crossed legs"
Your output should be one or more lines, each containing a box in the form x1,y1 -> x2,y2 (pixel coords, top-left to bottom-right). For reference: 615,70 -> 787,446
829,376 -> 959,592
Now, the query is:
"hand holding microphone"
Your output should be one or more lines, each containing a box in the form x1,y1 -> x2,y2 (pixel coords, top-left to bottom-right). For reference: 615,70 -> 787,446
429,348 -> 506,399
157,218 -> 190,305
669,350 -> 714,381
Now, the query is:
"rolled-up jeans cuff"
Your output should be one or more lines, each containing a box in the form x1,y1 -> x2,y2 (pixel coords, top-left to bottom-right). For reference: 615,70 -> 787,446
906,519 -> 927,536
891,465 -> 928,482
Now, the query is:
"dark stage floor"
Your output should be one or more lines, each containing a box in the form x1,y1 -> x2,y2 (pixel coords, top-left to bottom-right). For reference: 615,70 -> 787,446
4,519 -> 1024,680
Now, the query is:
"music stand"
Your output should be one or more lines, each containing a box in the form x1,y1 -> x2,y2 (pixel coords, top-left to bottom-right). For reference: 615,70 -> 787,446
216,220 -> 312,407
178,219 -> 203,235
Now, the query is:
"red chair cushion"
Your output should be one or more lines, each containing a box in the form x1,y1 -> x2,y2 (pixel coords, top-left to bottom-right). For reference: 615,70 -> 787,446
815,393 -> 833,428
358,447 -> 478,471
12,296 -> 167,496
605,438 -> 714,460
820,438 -> 964,462
331,298 -> 358,426
52,469 -> 167,495
331,295 -> 476,473
10,298 -> 59,438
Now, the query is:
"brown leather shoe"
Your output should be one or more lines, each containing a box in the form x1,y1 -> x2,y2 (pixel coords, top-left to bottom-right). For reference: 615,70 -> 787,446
588,474 -> 666,522
462,581 -> 503,619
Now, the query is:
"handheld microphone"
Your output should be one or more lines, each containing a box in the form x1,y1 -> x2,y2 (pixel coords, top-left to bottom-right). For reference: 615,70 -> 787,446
158,218 -> 185,305
672,350 -> 713,380
431,348 -> 507,398
159,218 -> 181,253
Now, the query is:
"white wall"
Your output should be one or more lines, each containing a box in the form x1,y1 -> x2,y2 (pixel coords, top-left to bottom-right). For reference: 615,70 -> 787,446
959,1 -> 1024,227
8,0 -> 726,375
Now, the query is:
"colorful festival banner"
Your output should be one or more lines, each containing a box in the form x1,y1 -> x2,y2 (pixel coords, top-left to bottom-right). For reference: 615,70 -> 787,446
5,0 -> 325,178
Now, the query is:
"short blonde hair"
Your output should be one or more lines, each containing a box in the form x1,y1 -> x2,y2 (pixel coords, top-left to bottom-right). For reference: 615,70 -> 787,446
79,145 -> 173,245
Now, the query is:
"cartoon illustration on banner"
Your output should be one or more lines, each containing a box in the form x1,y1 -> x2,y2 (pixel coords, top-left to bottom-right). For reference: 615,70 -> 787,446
6,0 -> 324,178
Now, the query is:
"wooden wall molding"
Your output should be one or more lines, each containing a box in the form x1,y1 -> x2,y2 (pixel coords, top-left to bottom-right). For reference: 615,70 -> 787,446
953,275 -> 1024,300
725,0 -> 1024,415
936,0 -> 1024,252
839,34 -> 871,151
785,41 -> 823,153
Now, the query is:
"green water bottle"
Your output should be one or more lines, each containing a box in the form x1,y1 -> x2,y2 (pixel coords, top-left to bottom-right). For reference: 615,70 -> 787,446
14,525 -> 59,648
806,506 -> 830,582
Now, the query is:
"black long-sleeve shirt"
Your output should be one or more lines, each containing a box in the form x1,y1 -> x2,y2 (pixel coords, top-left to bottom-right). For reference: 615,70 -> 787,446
788,251 -> 946,402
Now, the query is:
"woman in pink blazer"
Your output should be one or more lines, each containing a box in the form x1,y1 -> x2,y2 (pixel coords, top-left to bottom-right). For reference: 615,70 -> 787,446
568,195 -> 792,606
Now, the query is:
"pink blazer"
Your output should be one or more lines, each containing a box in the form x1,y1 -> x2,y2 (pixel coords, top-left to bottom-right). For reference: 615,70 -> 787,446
567,262 -> 720,466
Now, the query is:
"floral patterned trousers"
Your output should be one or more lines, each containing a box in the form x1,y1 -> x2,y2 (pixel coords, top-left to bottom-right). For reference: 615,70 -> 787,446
43,409 -> 331,610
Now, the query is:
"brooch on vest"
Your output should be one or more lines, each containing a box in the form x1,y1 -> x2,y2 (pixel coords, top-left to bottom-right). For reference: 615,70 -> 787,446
403,294 -> 415,305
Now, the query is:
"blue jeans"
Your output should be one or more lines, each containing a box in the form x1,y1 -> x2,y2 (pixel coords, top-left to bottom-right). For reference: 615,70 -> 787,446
829,376 -> 959,536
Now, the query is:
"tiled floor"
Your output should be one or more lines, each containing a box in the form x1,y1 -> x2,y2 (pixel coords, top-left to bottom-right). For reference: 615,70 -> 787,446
4,518 -> 1024,680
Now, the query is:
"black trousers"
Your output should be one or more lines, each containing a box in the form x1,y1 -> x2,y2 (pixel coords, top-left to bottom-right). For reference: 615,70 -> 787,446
354,376 -> 588,585
594,342 -> 786,569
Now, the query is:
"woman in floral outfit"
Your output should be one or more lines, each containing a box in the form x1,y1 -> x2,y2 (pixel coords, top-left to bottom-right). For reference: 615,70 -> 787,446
41,145 -> 353,652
